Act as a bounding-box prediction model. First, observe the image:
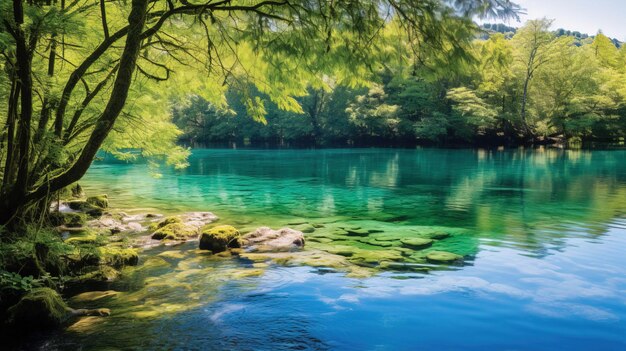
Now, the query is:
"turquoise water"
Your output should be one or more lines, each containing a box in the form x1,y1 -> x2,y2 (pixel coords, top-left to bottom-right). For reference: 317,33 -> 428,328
48,148 -> 626,349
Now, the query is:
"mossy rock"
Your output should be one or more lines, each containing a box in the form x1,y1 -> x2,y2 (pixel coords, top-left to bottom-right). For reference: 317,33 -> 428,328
86,195 -> 108,208
148,216 -> 183,233
8,287 -> 69,328
425,251 -> 463,264
49,211 -> 86,228
151,223 -> 198,240
423,232 -> 451,240
199,225 -> 241,253
65,234 -> 99,245
66,266 -> 120,293
64,212 -> 87,228
400,238 -> 434,249
158,216 -> 182,227
97,247 -> 139,267
66,201 -> 103,218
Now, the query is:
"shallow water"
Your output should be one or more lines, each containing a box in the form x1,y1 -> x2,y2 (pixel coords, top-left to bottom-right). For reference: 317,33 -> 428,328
43,148 -> 626,349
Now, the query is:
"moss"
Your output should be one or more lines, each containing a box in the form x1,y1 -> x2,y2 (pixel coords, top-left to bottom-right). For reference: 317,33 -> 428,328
425,251 -> 463,264
400,238 -> 434,249
86,195 -> 108,208
151,223 -> 198,240
97,247 -> 139,267
66,266 -> 120,294
65,234 -> 99,245
198,225 -> 240,253
66,201 -> 103,218
65,213 -> 87,228
7,287 -> 69,328
69,290 -> 118,304
156,216 -> 182,228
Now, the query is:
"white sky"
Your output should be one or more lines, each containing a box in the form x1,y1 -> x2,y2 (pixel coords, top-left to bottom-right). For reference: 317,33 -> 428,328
502,0 -> 626,40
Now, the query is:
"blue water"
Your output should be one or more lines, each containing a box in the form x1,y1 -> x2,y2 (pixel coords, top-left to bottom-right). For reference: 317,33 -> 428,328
43,148 -> 626,350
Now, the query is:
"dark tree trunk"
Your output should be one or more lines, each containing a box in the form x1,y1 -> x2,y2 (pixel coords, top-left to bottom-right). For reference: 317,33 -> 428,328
0,0 -> 150,227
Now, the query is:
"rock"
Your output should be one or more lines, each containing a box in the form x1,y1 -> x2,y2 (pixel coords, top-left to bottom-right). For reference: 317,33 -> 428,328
198,225 -> 241,253
86,195 -> 108,208
158,215 -> 182,227
241,227 -> 305,252
400,238 -> 434,249
151,223 -> 199,240
127,222 -> 144,232
296,224 -> 316,233
425,251 -> 463,264
97,247 -> 139,267
181,212 -> 218,226
65,266 -> 120,293
7,288 -> 69,328
66,201 -> 103,217
65,233 -> 99,245
49,211 -> 86,228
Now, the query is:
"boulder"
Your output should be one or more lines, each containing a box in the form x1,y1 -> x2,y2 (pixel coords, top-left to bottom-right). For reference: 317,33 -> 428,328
86,195 -> 108,208
7,288 -> 69,328
241,227 -> 305,252
151,223 -> 199,240
97,247 -> 139,267
198,225 -> 241,253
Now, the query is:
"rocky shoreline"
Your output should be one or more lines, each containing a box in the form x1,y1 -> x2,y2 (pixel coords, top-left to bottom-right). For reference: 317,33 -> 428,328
3,189 -> 467,336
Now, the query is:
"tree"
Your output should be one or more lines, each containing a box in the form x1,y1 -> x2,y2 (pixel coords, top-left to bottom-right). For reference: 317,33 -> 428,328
0,0 -> 521,226
511,18 -> 555,137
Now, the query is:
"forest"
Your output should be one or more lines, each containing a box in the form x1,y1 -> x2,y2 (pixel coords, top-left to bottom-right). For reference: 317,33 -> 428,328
173,20 -> 626,147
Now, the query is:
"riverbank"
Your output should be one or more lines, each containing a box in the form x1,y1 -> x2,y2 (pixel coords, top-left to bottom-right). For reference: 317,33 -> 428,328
1,187 -> 470,344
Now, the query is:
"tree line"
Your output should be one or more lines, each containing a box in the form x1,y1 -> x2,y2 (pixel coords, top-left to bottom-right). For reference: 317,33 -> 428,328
173,19 -> 626,147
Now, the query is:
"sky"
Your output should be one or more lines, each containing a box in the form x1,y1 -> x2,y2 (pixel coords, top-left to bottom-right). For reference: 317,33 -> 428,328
502,0 -> 626,40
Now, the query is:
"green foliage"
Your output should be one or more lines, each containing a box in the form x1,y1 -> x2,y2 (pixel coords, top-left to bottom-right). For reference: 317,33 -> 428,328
0,271 -> 40,296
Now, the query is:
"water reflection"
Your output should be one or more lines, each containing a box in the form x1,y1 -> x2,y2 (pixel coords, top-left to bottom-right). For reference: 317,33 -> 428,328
33,148 -> 626,350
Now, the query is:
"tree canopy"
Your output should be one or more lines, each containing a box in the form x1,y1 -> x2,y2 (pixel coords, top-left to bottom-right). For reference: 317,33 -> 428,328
0,0 -> 521,225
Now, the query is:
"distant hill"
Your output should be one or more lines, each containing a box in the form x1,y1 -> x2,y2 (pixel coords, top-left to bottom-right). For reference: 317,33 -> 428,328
479,23 -> 623,48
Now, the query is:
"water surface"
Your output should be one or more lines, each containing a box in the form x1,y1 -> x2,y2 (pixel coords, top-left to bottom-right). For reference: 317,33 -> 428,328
47,148 -> 626,350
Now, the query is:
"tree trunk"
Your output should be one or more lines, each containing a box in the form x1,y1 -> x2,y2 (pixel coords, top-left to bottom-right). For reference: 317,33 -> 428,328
0,0 -> 150,226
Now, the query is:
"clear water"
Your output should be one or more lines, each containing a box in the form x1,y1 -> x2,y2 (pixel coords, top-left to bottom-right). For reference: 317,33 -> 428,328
43,148 -> 626,350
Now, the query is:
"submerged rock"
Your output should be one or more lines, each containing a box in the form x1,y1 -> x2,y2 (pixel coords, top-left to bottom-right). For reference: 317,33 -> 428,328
198,225 -> 241,253
400,238 -> 434,249
241,227 -> 305,252
425,251 -> 463,264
